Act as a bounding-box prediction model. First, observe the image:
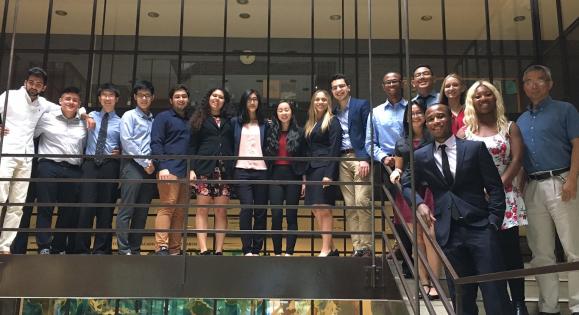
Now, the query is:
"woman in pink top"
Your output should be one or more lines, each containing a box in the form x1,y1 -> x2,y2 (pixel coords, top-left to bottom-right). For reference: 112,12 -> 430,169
232,89 -> 270,256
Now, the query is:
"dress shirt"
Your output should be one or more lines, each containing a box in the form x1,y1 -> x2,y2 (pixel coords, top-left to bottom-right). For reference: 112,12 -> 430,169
516,96 -> 579,174
120,107 -> 154,168
150,108 -> 191,178
336,97 -> 352,150
411,91 -> 440,107
34,109 -> 87,166
434,135 -> 457,179
85,110 -> 121,156
365,98 -> 407,162
0,86 -> 60,154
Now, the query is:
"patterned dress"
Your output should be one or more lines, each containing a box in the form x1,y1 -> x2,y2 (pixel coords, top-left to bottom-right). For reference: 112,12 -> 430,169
465,122 -> 527,230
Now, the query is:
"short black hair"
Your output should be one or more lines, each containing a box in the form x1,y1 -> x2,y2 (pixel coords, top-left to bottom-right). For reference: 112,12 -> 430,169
97,83 -> 120,97
169,84 -> 190,99
412,64 -> 434,76
27,67 -> 48,84
60,86 -> 81,98
330,73 -> 351,87
132,80 -> 155,95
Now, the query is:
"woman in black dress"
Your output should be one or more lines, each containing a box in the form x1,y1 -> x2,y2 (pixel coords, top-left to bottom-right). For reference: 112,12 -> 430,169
303,90 -> 342,257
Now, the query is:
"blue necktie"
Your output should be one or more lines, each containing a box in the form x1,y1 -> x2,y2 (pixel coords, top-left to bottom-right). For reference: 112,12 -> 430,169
94,112 -> 109,166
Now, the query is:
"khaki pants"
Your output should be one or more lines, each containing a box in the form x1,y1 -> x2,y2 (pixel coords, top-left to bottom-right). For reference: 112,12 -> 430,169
155,178 -> 189,254
0,157 -> 32,253
339,153 -> 372,251
525,172 -> 579,313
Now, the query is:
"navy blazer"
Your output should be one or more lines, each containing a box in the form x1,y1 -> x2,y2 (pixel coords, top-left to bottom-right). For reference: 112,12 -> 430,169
190,116 -> 234,178
306,117 -> 343,180
334,97 -> 371,159
402,138 -> 505,247
231,116 -> 269,165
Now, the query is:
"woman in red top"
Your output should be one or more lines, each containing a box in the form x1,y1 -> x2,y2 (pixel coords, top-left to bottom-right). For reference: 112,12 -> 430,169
264,101 -> 306,256
439,73 -> 467,136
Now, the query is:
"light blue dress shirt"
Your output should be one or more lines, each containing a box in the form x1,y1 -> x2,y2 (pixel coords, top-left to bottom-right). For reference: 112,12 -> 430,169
120,107 -> 154,168
411,91 -> 440,107
85,110 -> 122,156
365,98 -> 407,162
336,97 -> 352,151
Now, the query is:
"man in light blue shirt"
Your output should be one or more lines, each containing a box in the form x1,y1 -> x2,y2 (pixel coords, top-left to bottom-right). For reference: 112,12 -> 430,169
411,64 -> 440,107
366,71 -> 407,167
116,81 -> 156,255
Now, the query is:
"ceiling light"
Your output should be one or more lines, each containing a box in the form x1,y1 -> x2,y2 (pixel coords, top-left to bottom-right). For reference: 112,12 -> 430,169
330,14 -> 341,21
237,0 -> 249,4
420,15 -> 432,21
239,13 -> 251,19
55,10 -> 67,16
513,15 -> 526,22
147,11 -> 160,18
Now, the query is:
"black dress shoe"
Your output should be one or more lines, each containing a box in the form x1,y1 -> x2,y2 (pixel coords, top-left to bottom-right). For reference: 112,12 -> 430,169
199,250 -> 213,255
513,301 -> 529,315
327,249 -> 340,256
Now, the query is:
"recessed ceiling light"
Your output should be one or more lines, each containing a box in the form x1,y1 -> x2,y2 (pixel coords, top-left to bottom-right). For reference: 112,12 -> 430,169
330,14 -> 341,21
237,0 -> 249,4
514,15 -> 526,22
420,15 -> 432,21
239,13 -> 251,19
55,10 -> 68,16
147,11 -> 160,18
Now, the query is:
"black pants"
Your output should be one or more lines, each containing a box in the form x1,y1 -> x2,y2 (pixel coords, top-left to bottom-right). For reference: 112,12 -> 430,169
235,168 -> 268,255
35,160 -> 82,253
269,165 -> 300,255
74,159 -> 119,254
498,226 -> 525,302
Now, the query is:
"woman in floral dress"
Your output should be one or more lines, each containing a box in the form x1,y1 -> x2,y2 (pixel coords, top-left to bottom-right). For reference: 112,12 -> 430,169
461,80 -> 528,314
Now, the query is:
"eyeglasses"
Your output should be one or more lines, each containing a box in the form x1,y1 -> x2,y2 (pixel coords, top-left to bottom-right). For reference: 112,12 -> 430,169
383,80 -> 401,86
414,71 -> 432,78
523,79 -> 550,86
136,93 -> 152,99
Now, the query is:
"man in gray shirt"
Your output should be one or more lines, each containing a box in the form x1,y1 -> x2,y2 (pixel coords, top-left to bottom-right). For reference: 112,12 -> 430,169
34,87 -> 87,254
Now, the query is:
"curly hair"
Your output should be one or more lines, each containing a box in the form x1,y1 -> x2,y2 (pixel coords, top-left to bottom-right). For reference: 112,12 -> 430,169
190,88 -> 233,133
264,101 -> 302,156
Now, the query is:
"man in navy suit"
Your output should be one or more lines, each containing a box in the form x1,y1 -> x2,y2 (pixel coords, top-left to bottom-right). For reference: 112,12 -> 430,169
330,74 -> 373,257
403,103 -> 513,315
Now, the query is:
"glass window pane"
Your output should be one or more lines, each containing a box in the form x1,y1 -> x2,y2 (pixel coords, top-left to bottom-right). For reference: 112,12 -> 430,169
0,52 -> 43,89
94,0 -> 137,51
5,0 -> 48,49
269,55 -> 312,122
180,54 -> 225,105
271,0 -> 310,54
225,55 -> 266,107
183,0 -> 224,52
139,0 -> 180,51
539,0 -> 559,41
89,54 -> 134,109
561,0 -> 578,31
364,0 -> 400,55
45,53 -> 89,102
50,0 -> 93,49
314,0 -> 341,54
227,0 -> 268,53
135,54 -> 179,108
409,0 -> 443,55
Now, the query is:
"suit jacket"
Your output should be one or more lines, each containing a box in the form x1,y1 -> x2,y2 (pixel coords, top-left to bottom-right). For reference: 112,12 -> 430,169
334,97 -> 371,159
190,116 -> 234,178
231,116 -> 269,165
306,117 -> 343,180
402,138 -> 505,247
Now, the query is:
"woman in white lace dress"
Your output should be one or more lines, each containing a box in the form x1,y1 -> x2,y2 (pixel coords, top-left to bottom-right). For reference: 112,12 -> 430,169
461,80 -> 528,315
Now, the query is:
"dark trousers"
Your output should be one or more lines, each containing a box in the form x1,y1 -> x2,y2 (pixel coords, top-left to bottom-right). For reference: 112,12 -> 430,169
235,168 -> 268,255
75,159 -> 119,254
498,226 -> 525,303
269,165 -> 300,255
116,160 -> 155,255
444,222 -> 513,315
10,158 -> 38,254
35,160 -> 82,253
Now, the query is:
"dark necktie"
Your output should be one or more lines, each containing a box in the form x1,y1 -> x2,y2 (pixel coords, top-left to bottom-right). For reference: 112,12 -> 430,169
439,144 -> 453,187
416,95 -> 430,107
94,112 -> 109,166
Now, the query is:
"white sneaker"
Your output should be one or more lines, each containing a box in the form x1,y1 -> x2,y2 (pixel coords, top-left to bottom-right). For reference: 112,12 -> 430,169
39,248 -> 50,255
285,254 -> 292,256
244,253 -> 254,256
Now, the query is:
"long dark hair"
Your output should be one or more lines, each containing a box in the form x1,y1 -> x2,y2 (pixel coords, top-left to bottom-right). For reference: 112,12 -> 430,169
265,101 -> 302,156
238,89 -> 265,124
403,100 -> 431,142
190,88 -> 233,132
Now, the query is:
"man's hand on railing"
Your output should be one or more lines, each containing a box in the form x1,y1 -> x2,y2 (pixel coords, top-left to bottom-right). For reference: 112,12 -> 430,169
144,161 -> 155,175
383,156 -> 395,168
159,169 -> 176,181
389,168 -> 402,184
358,161 -> 370,177
189,170 -> 197,185
322,176 -> 332,188
417,203 -> 436,228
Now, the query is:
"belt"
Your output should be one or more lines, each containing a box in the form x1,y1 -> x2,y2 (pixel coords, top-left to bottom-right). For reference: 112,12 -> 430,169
44,159 -> 80,169
340,148 -> 355,154
528,167 -> 569,181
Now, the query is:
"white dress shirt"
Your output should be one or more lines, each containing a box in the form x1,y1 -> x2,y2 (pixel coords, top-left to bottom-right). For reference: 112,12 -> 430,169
434,135 -> 457,179
34,109 -> 87,166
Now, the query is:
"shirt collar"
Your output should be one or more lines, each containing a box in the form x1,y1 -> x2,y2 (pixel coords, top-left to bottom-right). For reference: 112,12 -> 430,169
385,98 -> 408,109
56,109 -> 82,120
99,109 -> 117,118
20,86 -> 40,107
435,135 -> 456,151
135,106 -> 153,120
526,95 -> 552,112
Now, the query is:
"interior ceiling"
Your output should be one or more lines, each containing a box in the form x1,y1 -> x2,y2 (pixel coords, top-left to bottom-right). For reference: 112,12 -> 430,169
1,0 -> 576,40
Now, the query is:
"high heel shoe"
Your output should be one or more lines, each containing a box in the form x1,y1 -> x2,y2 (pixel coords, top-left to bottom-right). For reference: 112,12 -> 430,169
328,249 -> 339,256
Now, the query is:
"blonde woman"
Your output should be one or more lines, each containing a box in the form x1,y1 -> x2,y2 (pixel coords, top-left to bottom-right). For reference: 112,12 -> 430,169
439,73 -> 467,135
462,80 -> 528,315
304,90 -> 342,257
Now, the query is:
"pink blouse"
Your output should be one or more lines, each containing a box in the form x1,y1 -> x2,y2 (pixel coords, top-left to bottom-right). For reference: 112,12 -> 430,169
235,123 -> 267,170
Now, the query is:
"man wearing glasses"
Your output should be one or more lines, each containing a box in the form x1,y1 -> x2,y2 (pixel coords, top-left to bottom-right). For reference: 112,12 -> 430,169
411,65 -> 440,108
116,80 -> 156,255
517,64 -> 579,315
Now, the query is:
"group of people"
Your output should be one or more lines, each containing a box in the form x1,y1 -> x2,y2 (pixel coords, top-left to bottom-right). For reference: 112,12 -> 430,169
0,64 -> 577,315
